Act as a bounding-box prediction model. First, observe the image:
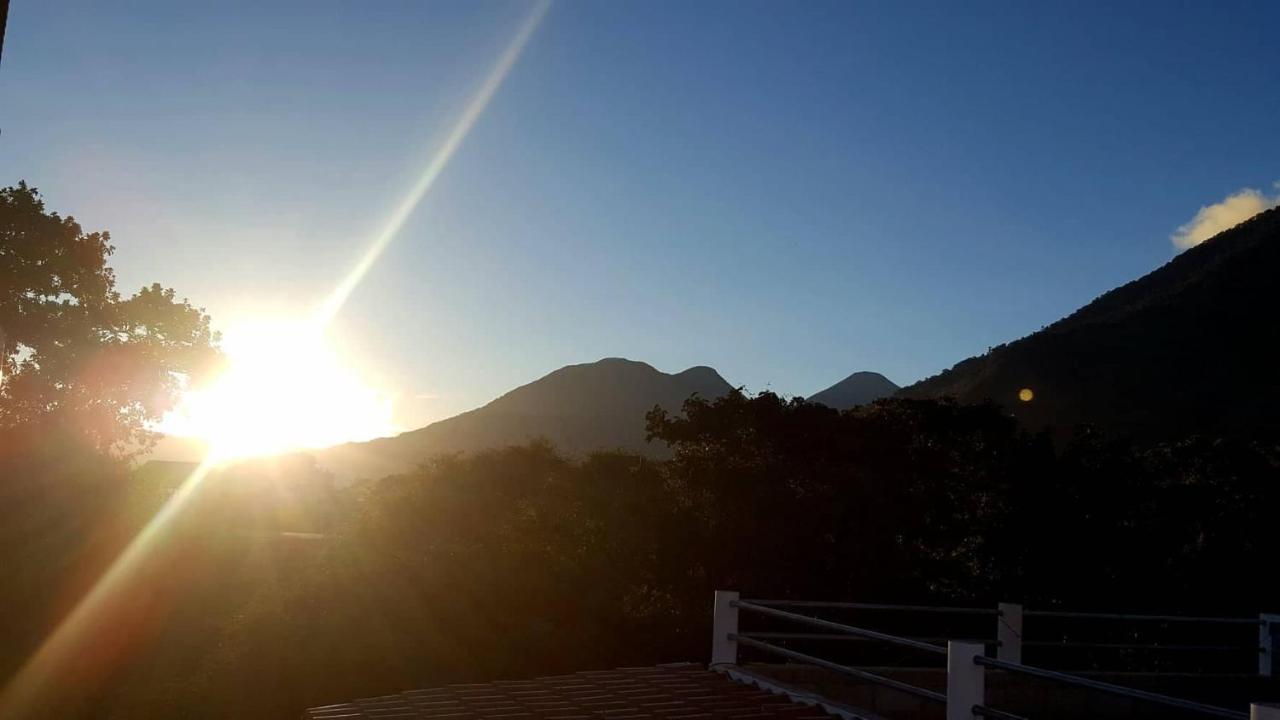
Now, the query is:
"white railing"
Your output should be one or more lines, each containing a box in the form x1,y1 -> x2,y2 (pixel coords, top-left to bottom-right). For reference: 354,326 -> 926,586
711,590 -> 1280,720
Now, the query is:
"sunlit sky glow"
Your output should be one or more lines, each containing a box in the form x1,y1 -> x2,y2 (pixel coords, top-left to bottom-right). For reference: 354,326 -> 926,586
0,6 -> 554,713
3,0 -> 1279,442
159,320 -> 400,459
5,3 -> 1277,715
155,0 -> 551,457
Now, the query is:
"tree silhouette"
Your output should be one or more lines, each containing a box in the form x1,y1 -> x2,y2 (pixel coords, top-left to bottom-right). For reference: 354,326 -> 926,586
0,182 -> 219,457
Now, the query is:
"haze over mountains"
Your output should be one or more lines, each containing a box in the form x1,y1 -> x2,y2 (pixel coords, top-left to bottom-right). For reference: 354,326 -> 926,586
151,358 -> 904,477
335,205 -> 1276,469
149,206 -> 1279,475
309,358 -> 735,479
308,362 -> 909,479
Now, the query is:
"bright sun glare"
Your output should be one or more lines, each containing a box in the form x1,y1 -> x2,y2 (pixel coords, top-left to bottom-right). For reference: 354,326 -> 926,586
160,321 -> 398,461
152,0 -> 552,464
0,5 -> 551,717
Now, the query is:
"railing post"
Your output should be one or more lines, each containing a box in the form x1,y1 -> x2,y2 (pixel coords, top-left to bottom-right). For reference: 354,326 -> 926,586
1261,614 -> 1279,677
997,602 -> 1022,664
712,590 -> 740,665
947,641 -> 984,720
1252,703 -> 1280,720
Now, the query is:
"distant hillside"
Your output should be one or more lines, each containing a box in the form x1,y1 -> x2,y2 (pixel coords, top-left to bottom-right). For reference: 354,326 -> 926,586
807,371 -> 899,409
903,206 -> 1280,438
312,358 -> 733,480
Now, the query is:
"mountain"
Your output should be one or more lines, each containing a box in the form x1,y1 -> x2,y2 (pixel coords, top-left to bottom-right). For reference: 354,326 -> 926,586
903,206 -> 1280,439
807,371 -> 899,409
311,358 -> 733,480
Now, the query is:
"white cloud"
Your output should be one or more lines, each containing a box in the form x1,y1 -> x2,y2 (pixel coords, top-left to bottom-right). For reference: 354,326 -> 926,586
1171,185 -> 1279,250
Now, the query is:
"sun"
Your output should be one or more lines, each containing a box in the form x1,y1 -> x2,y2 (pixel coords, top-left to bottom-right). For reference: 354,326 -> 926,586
159,320 -> 398,461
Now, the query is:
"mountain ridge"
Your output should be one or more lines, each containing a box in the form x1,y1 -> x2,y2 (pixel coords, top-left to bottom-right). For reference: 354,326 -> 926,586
146,360 -> 908,472
151,204 -> 1280,477
308,357 -> 734,479
902,206 -> 1280,438
807,371 -> 899,409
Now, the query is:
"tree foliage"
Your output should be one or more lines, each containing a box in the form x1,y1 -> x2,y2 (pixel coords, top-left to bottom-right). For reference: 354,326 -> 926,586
2,390 -> 1277,718
3,185 -> 1276,718
95,394 -> 1266,718
0,183 -> 219,456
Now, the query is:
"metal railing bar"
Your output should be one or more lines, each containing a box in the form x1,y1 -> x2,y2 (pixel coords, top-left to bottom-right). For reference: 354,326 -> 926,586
973,705 -> 1030,720
974,655 -> 1248,719
729,634 -> 946,705
1059,670 -> 1261,679
744,599 -> 999,615
731,600 -> 948,656
1024,610 -> 1262,625
1023,640 -> 1260,652
744,632 -> 995,645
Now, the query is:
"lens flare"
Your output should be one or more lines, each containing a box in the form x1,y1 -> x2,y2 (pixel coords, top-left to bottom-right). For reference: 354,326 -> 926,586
316,0 -> 552,327
0,457 -> 217,716
0,4 -> 551,715
160,320 -> 399,461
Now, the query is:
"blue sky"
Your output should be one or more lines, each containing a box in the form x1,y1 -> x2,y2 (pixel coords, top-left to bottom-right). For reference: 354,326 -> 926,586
3,1 -> 1278,428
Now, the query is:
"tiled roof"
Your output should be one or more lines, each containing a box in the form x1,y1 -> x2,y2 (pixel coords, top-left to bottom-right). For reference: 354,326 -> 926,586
302,664 -> 841,720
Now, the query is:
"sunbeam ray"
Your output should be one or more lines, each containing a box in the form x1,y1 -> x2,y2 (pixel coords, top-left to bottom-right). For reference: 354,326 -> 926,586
316,0 -> 552,327
0,4 -> 551,715
0,457 -> 218,717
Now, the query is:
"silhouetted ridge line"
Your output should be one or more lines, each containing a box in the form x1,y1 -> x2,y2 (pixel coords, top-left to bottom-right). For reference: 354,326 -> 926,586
902,206 -> 1280,438
310,357 -> 733,479
808,371 -> 899,409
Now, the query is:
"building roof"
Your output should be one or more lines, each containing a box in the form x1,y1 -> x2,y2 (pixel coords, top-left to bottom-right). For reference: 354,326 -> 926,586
302,663 -> 842,720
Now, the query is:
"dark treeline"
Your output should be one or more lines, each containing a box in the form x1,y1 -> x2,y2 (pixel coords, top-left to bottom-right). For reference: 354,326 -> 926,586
3,391 -> 1278,718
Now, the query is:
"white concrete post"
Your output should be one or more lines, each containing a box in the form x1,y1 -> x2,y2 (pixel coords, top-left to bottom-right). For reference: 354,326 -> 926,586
1251,703 -> 1280,720
1261,614 -> 1280,677
711,590 -> 740,665
947,641 -> 985,720
997,602 -> 1023,664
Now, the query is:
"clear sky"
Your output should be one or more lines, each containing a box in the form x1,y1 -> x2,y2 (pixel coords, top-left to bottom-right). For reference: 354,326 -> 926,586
3,1 -> 1278,430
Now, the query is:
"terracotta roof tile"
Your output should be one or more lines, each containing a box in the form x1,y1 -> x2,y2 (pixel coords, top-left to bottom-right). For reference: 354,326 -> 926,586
303,665 -> 838,720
